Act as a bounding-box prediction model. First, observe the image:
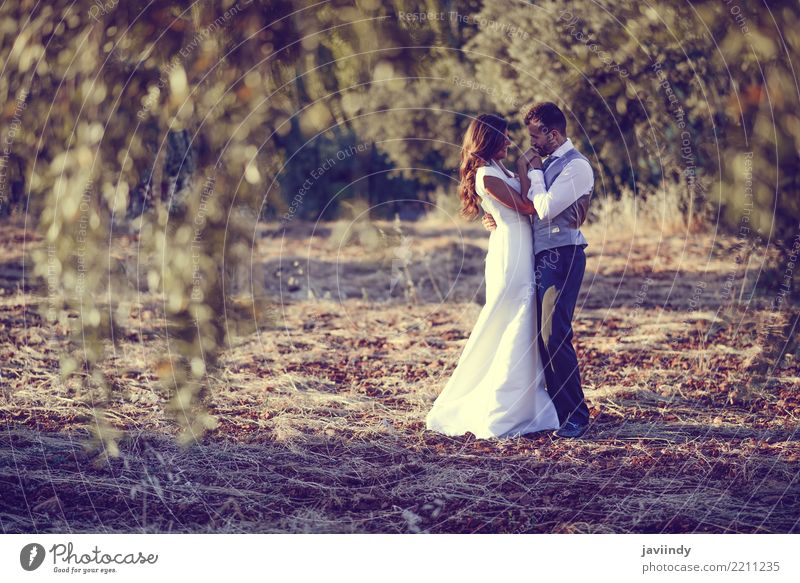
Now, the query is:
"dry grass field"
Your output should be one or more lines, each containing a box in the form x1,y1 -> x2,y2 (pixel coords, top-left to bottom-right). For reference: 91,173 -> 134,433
1,212 -> 798,533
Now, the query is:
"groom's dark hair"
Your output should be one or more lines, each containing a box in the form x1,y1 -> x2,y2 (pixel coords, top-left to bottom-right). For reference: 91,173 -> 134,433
524,102 -> 567,136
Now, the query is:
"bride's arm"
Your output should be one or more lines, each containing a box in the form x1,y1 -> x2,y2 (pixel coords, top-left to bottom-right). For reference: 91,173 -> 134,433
517,159 -> 532,213
482,176 -> 536,215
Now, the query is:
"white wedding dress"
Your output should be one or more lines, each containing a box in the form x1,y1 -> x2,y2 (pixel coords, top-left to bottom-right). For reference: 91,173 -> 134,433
425,159 -> 560,438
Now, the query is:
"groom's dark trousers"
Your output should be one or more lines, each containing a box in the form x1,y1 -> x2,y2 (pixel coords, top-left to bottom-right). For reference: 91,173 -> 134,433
534,244 -> 590,426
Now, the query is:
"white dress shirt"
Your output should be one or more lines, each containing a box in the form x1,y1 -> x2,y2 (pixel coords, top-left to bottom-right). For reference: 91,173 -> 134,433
526,138 -> 594,220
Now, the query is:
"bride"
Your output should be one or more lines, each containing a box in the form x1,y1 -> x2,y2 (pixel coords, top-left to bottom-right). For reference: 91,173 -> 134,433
425,113 -> 560,438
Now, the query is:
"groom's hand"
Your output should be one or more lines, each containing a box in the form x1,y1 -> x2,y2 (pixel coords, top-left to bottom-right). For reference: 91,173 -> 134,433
520,148 -> 543,170
482,213 -> 497,231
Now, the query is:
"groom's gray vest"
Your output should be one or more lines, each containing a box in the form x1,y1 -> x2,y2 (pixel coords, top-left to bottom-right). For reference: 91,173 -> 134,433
531,148 -> 592,256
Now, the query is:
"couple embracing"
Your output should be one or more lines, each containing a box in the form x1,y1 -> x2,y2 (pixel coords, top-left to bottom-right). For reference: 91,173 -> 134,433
426,102 -> 594,440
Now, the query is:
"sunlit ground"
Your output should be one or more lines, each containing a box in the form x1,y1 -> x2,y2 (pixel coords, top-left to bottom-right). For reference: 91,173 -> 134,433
1,216 -> 798,533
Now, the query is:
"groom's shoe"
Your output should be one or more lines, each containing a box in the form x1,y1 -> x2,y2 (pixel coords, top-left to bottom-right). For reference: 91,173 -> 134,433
553,419 -> 590,439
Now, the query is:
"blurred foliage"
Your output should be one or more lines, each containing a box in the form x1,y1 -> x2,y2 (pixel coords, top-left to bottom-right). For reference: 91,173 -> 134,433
0,0 -> 798,445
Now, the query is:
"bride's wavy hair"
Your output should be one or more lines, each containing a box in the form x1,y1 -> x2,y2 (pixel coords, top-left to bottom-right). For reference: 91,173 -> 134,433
458,114 -> 508,221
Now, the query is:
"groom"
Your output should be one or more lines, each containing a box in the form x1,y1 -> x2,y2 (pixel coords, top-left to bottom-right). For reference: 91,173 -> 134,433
482,102 -> 593,438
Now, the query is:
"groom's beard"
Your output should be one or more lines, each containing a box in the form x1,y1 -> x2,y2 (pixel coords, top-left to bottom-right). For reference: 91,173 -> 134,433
536,145 -> 556,156
532,143 -> 552,156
